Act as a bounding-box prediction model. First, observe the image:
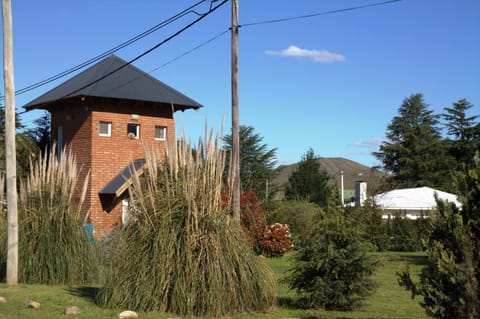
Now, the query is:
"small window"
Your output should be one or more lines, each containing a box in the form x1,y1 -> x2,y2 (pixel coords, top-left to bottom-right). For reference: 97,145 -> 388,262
99,121 -> 111,137
154,126 -> 167,140
127,123 -> 140,139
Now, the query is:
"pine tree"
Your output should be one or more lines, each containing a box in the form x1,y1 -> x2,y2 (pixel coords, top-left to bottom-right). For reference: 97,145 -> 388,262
285,205 -> 378,310
285,148 -> 331,207
443,98 -> 479,170
374,93 -> 452,190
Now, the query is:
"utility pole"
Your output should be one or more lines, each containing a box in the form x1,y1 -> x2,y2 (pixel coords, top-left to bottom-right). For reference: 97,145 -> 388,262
2,0 -> 18,285
231,0 -> 240,224
340,170 -> 344,207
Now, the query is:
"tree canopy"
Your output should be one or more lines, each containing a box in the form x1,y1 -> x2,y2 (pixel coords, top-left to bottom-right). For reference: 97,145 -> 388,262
374,93 -> 453,190
224,125 -> 277,200
0,105 -> 38,178
443,98 -> 479,170
285,148 -> 333,207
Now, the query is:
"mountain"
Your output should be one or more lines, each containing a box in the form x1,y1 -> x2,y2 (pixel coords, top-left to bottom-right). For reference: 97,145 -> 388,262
273,157 -> 382,199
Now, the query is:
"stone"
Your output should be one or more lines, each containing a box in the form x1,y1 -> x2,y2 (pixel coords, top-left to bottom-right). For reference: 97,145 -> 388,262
25,300 -> 41,309
64,306 -> 81,315
118,310 -> 138,318
0,296 -> 6,303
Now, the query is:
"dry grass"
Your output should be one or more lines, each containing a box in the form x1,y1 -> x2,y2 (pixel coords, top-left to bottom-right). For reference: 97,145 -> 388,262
97,131 -> 276,317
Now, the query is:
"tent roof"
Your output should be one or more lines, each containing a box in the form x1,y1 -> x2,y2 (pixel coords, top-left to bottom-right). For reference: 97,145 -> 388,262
24,55 -> 202,111
373,186 -> 461,211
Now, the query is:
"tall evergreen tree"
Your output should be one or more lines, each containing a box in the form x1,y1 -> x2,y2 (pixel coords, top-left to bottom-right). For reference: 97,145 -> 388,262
374,93 -> 452,190
443,99 -> 479,170
285,148 -> 332,207
224,125 -> 277,200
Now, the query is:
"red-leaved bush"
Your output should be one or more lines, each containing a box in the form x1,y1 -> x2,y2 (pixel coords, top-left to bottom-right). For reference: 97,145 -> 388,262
240,189 -> 267,254
259,223 -> 293,257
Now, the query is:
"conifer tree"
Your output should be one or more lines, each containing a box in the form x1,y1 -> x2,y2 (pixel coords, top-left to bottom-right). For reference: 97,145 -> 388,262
28,111 -> 51,154
224,125 -> 277,200
398,159 -> 480,319
285,203 -> 378,310
443,98 -> 479,170
374,93 -> 452,190
285,148 -> 332,207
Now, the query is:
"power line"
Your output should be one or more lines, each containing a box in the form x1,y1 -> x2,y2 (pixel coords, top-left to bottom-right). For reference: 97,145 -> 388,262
98,29 -> 231,96
58,0 -> 229,101
0,0 -> 209,101
11,0 -> 402,105
150,29 -> 230,73
241,0 -> 402,28
104,0 -> 403,93
17,2 -> 229,116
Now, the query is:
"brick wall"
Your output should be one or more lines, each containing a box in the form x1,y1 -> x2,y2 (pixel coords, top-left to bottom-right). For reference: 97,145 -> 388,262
51,97 -> 174,236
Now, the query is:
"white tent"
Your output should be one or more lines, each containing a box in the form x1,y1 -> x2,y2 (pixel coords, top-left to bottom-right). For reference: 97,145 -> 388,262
373,186 -> 462,219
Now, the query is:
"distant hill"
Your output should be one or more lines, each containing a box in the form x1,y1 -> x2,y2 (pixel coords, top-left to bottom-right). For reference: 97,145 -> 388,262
273,157 -> 383,199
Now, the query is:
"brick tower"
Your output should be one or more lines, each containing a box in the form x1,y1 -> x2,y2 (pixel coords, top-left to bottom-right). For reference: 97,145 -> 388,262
25,55 -> 201,236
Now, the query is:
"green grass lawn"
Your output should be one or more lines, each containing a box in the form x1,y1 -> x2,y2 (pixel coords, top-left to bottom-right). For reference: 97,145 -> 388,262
0,252 -> 429,319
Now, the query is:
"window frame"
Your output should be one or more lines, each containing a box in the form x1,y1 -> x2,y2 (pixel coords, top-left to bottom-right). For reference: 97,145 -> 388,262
154,125 -> 167,141
99,121 -> 112,137
127,123 -> 140,139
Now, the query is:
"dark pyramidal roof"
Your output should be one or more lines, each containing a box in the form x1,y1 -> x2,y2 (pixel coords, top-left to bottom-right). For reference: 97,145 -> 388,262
24,55 -> 202,111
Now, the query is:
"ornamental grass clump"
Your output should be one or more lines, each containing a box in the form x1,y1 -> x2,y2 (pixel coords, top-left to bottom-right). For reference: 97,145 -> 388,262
18,147 -> 99,284
97,132 -> 276,317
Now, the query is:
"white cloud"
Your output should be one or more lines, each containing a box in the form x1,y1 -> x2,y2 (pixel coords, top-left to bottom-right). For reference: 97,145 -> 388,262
349,137 -> 385,148
265,45 -> 346,63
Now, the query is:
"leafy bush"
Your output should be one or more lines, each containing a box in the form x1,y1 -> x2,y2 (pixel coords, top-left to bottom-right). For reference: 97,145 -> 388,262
346,205 -> 389,251
240,189 -> 267,253
268,200 -> 323,245
285,207 -> 378,310
259,223 -> 293,257
97,134 -> 276,317
386,213 -> 429,252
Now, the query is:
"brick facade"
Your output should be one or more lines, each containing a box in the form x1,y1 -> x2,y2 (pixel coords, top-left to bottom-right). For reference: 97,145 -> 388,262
50,96 -> 175,236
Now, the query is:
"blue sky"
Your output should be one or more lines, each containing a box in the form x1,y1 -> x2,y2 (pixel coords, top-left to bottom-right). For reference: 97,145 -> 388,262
1,0 -> 479,167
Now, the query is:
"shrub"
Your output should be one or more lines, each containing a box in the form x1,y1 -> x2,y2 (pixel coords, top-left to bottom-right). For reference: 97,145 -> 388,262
387,213 -> 429,252
268,200 -> 323,246
259,223 -> 293,257
240,189 -> 267,254
96,133 -> 276,317
285,207 -> 378,310
346,205 -> 389,252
